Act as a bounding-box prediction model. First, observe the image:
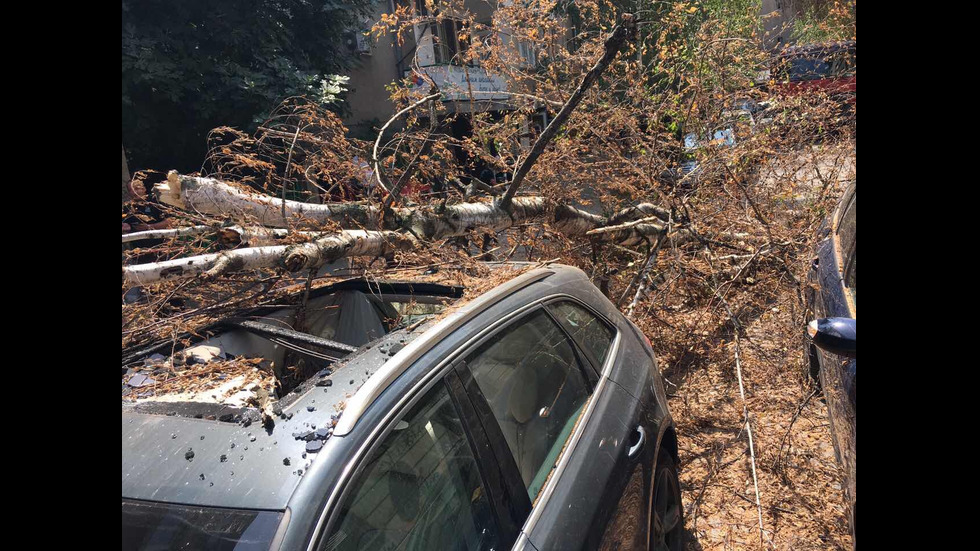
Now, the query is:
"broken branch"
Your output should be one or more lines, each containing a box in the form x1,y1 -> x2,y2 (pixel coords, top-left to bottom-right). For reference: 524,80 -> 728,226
156,171 -> 380,229
122,225 -> 210,243
122,230 -> 413,285
500,14 -> 638,210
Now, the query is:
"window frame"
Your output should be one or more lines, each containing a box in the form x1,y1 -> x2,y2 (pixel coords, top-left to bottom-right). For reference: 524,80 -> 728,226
451,303 -> 605,518
413,0 -> 473,67
314,294 -> 622,550
836,187 -> 856,250
542,297 -> 620,377
832,186 -> 857,315
456,303 -> 600,398
316,367 -> 520,551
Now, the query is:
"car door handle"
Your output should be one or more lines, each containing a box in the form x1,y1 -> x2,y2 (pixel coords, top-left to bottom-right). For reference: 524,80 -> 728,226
627,426 -> 646,459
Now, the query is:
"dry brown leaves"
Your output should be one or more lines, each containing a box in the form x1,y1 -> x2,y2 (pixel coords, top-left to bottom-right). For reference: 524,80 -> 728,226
124,356 -> 276,408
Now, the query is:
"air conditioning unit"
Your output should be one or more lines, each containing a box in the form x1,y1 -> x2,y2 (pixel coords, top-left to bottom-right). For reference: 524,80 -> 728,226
345,31 -> 372,55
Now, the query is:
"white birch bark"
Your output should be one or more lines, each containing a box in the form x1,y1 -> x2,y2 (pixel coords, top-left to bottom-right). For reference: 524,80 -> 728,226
400,197 -> 552,240
155,173 -> 666,241
216,226 -> 328,248
156,171 -> 380,229
122,226 -> 211,243
123,230 -> 413,285
123,245 -> 291,286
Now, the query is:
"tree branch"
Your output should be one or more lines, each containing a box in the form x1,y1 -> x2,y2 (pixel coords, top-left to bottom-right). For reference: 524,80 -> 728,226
122,230 -> 413,285
156,171 -> 380,229
499,14 -> 638,211
372,91 -> 441,198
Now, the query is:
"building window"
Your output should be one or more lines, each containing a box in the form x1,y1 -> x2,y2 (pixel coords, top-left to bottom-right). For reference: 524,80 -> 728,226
415,1 -> 471,66
433,18 -> 470,65
517,40 -> 536,68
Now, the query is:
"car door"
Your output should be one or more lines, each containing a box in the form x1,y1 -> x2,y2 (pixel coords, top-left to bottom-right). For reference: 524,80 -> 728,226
319,368 -> 521,551
453,304 -> 654,550
545,300 -> 664,551
812,186 -> 856,530
829,185 -> 855,487
816,187 -> 855,435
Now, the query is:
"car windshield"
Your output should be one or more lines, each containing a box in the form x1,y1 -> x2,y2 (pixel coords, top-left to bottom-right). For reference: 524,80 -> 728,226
788,56 -> 832,80
122,499 -> 283,550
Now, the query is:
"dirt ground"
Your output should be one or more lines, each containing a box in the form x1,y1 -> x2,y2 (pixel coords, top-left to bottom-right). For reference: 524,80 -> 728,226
669,303 -> 852,550
665,144 -> 855,550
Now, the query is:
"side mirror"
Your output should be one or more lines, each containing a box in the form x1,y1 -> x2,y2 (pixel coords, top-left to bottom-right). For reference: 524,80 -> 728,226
807,317 -> 856,358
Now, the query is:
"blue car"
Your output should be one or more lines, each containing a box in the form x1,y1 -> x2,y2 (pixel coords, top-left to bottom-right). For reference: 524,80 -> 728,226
804,182 -> 855,543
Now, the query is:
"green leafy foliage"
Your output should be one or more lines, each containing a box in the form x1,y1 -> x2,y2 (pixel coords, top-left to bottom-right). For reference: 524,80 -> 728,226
791,0 -> 856,44
122,0 -> 371,172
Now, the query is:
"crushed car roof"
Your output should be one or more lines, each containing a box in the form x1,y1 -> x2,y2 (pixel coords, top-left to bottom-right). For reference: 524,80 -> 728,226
122,263 -> 547,509
122,322 -> 431,510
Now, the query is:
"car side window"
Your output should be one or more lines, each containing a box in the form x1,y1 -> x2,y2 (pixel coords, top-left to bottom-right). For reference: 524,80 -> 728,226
463,310 -> 591,502
837,191 -> 855,258
547,301 -> 616,369
837,190 -> 856,295
323,383 -> 500,551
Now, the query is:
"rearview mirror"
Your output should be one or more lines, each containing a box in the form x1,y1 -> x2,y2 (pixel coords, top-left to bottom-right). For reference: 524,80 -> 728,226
807,317 -> 856,358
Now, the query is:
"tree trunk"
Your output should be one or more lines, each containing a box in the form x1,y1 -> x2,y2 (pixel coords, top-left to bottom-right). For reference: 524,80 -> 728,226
156,171 -> 381,229
128,170 -> 691,283
122,230 -> 412,285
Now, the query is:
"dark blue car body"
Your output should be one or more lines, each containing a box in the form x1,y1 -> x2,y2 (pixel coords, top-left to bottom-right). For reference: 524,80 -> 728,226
804,183 -> 855,539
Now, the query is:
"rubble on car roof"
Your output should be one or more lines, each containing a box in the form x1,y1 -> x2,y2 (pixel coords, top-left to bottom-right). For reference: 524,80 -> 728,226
121,262 -> 545,421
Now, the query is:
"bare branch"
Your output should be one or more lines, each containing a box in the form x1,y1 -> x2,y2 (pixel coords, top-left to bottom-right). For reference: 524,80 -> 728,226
499,14 -> 638,210
372,91 -> 441,197
122,230 -> 413,285
122,226 -> 210,243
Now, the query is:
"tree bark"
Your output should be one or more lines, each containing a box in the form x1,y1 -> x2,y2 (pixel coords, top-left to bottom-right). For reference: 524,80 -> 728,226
124,245 -> 291,285
156,174 -> 620,239
587,218 -> 666,248
128,169 -> 692,283
398,197 -> 552,240
215,226 -> 328,248
156,171 -> 381,229
122,225 -> 210,243
122,230 -> 412,285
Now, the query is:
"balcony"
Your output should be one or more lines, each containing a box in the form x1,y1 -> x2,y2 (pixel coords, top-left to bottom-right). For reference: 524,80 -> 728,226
405,65 -> 509,101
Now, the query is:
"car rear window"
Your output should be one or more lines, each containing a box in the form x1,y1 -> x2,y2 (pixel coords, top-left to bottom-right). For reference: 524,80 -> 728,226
122,499 -> 283,550
789,56 -> 832,80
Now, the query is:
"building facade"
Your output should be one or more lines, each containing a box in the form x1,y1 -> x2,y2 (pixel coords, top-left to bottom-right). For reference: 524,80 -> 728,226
343,0 -> 559,143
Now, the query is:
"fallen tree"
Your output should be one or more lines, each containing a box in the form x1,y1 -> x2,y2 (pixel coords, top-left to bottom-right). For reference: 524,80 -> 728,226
123,229 -> 415,285
122,3 -> 857,548
121,14 -> 686,284
155,172 -> 380,229
126,174 -> 679,284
